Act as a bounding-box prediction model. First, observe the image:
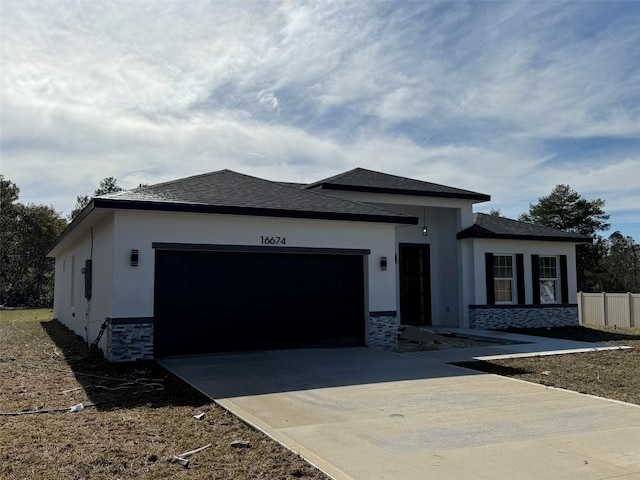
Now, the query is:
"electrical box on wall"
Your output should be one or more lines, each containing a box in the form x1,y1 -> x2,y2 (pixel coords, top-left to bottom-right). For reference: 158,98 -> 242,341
130,249 -> 139,267
82,259 -> 92,299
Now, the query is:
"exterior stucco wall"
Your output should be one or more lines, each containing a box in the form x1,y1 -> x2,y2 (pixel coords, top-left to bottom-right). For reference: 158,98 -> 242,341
459,233 -> 476,328
53,215 -> 115,352
388,205 -> 463,327
321,190 -> 479,329
467,238 -> 578,306
53,240 -> 91,338
111,210 -> 399,324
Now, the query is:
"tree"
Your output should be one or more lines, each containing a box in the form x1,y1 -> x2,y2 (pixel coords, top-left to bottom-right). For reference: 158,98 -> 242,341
488,208 -> 503,217
600,232 -> 640,293
69,176 -> 123,221
0,176 -> 67,306
518,184 -> 610,236
519,185 -> 610,292
0,176 -> 20,304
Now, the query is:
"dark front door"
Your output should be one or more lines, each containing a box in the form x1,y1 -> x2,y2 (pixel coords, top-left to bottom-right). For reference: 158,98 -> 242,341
399,244 -> 432,325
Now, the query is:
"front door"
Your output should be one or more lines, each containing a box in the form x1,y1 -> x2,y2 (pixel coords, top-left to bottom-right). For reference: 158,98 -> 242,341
399,243 -> 432,325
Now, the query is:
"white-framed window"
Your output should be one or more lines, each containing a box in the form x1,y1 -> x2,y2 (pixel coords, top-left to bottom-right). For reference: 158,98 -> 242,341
70,255 -> 75,307
539,255 -> 559,303
493,255 -> 514,303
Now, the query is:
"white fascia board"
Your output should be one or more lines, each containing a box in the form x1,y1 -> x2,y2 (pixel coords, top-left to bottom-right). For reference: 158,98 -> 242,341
48,208 -> 114,258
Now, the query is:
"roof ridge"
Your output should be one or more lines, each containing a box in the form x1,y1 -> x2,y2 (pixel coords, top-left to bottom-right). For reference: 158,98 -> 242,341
363,169 -> 488,196
307,167 -> 489,199
304,167 -> 361,189
306,186 -> 417,218
275,172 -> 415,219
129,169 -> 234,192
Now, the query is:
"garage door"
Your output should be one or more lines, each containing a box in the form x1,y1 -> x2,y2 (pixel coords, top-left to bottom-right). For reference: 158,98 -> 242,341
154,249 -> 365,357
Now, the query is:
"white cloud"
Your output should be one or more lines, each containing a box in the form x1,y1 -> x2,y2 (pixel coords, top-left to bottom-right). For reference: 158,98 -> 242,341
1,0 -> 639,237
256,90 -> 280,112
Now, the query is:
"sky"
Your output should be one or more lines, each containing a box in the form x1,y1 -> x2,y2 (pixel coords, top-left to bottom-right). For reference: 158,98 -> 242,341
1,1 -> 639,240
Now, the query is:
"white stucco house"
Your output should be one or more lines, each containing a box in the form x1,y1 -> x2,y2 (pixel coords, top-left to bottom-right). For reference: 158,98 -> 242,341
48,168 -> 591,361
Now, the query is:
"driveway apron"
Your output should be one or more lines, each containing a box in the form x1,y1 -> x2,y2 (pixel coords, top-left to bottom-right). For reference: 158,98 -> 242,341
159,348 -> 640,480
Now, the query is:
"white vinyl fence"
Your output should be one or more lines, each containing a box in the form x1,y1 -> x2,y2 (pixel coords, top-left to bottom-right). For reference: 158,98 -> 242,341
577,292 -> 639,328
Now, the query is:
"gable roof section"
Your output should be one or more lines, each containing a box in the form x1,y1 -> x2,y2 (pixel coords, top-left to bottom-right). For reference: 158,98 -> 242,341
92,170 -> 417,224
457,213 -> 593,243
306,167 -> 491,202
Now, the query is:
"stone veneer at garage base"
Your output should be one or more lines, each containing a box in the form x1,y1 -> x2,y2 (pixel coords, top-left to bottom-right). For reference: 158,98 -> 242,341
468,305 -> 579,330
105,307 -> 577,361
106,318 -> 154,362
368,313 -> 399,349
106,315 -> 400,362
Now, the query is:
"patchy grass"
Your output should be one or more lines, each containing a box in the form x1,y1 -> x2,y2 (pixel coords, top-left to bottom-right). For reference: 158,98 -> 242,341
5,311 -> 637,479
0,309 -> 329,479
457,324 -> 640,405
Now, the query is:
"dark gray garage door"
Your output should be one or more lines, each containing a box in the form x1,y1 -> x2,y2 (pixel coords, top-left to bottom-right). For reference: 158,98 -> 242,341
154,249 -> 365,357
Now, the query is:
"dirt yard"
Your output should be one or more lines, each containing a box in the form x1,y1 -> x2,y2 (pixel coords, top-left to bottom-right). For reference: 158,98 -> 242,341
0,309 -> 329,480
397,324 -> 522,352
2,310 -> 638,479
457,325 -> 640,406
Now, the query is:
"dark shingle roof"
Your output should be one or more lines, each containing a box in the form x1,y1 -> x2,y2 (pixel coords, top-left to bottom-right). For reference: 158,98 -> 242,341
306,167 -> 490,202
456,213 -> 592,243
94,169 -> 417,224
275,181 -> 307,189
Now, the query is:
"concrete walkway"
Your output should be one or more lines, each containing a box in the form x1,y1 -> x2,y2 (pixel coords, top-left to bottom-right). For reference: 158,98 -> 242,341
406,328 -> 631,363
160,344 -> 640,480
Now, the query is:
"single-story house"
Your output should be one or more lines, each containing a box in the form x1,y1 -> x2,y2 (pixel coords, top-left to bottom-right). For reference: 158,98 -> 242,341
48,168 -> 591,361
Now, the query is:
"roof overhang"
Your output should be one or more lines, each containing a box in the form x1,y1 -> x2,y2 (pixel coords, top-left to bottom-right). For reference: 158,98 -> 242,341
456,230 -> 593,243
91,198 -> 418,224
47,200 -> 113,257
313,183 -> 491,202
48,198 -> 418,257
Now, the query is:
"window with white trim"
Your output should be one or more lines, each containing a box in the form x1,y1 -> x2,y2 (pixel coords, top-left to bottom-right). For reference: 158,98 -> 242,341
539,256 -> 559,303
493,255 -> 514,303
70,255 -> 75,307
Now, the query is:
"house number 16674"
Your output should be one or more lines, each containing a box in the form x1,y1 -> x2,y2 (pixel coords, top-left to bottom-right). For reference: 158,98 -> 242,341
261,236 -> 286,245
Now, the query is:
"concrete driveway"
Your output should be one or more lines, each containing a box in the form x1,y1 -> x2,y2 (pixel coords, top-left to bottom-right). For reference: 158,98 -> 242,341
160,348 -> 640,480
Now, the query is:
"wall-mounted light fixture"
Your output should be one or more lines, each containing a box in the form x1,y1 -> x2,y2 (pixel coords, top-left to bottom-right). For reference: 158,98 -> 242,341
422,207 -> 428,236
380,256 -> 388,271
130,249 -> 139,267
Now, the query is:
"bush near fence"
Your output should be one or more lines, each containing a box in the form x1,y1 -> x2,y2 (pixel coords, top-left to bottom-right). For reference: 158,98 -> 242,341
578,292 -> 639,328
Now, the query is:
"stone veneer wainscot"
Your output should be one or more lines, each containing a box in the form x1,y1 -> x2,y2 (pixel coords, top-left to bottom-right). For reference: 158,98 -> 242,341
368,312 -> 399,349
106,315 -> 402,360
469,305 -> 579,330
106,317 -> 154,362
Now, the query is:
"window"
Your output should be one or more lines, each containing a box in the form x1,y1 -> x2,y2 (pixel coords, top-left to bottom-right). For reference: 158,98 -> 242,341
493,255 -> 514,303
539,256 -> 558,303
486,253 -> 524,305
70,255 -> 75,307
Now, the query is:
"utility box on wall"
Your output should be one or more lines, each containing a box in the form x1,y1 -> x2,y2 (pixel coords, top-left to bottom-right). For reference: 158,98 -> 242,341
83,259 -> 92,299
